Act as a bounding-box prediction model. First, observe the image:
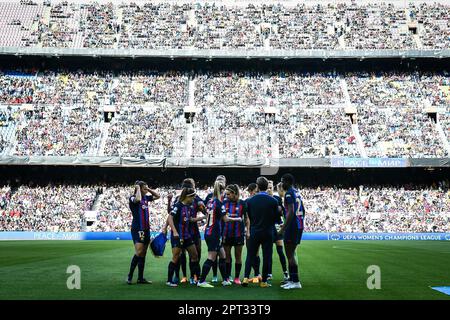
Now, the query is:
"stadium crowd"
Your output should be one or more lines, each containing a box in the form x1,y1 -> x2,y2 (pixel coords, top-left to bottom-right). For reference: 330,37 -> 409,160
347,72 -> 450,107
0,183 -> 448,233
13,106 -> 102,156
0,1 -> 449,50
0,69 -> 448,158
0,184 -> 96,232
104,106 -> 186,157
358,107 -> 448,158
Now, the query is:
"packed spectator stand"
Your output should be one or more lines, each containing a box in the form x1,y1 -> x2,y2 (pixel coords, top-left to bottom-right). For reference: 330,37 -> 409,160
0,183 -> 448,233
0,1 -> 448,51
0,68 -> 448,159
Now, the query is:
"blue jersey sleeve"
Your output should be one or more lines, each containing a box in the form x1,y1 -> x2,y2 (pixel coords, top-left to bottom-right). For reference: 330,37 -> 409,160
195,195 -> 205,210
170,203 -> 180,217
215,199 -> 225,219
284,191 -> 294,205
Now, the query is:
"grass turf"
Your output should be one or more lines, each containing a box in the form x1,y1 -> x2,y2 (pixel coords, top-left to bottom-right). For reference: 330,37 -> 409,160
0,240 -> 449,300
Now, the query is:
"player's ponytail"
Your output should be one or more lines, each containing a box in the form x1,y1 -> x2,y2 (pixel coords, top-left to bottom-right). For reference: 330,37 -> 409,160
213,181 -> 225,200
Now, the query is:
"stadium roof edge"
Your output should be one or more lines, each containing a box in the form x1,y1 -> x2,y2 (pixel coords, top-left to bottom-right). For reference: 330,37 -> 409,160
1,47 -> 450,60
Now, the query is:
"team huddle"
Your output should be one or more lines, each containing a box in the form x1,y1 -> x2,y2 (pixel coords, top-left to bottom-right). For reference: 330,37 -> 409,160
126,174 -> 305,290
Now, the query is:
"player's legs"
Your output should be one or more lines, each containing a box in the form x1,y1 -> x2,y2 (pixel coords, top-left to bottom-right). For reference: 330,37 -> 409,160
134,242 -> 146,257
199,236 -> 226,286
198,250 -> 218,286
136,241 -> 150,283
167,247 -> 182,285
195,237 -> 202,262
212,256 -> 218,279
283,241 -> 301,289
130,230 -> 151,284
185,243 -> 200,282
188,237 -> 202,282
223,244 -> 232,281
127,241 -> 144,283
177,249 -> 187,282
234,245 -> 243,283
217,246 -> 229,283
275,239 -> 288,278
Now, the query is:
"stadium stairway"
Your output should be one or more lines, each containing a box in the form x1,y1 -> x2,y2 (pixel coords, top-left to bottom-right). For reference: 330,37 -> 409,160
97,122 -> 110,156
1,122 -> 17,156
406,7 -> 423,49
186,124 -> 193,158
339,78 -> 352,105
435,121 -> 450,156
352,124 -> 368,158
189,78 -> 196,108
90,191 -> 103,212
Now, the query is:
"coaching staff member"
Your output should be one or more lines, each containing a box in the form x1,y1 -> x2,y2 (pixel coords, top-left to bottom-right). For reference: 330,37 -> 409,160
242,177 -> 281,288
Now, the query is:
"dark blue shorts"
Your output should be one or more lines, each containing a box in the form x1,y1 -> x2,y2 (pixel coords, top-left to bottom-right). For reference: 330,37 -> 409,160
131,229 -> 151,245
171,237 -> 195,249
273,227 -> 283,242
284,228 -> 303,245
205,234 -> 222,252
222,236 -> 245,247
192,233 -> 202,247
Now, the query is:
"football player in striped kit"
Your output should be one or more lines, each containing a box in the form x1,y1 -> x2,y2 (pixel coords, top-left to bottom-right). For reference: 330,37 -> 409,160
197,181 -> 242,288
222,184 -> 248,284
127,181 -> 160,285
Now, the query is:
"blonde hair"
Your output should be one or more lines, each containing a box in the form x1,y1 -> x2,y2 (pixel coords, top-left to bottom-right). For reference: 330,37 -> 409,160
213,181 -> 225,199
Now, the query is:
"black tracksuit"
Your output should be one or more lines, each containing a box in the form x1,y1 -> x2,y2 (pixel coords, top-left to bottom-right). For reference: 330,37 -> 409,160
244,192 -> 281,282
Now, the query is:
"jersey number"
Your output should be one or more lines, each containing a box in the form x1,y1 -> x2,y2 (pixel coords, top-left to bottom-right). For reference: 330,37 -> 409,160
295,198 -> 302,217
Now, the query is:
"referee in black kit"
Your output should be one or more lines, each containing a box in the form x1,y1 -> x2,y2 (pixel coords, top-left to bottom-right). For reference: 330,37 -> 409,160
242,177 -> 281,288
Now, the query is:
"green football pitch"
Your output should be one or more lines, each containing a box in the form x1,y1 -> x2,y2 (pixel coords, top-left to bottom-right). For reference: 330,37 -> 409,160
0,240 -> 449,300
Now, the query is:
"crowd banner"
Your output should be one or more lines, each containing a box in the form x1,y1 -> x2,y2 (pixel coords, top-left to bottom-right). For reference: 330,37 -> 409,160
0,232 -> 449,241
1,156 -> 449,167
330,158 -> 409,168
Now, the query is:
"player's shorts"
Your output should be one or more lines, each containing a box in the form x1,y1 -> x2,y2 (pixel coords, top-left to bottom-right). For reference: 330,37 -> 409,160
273,227 -> 284,242
171,237 -> 195,249
205,234 -> 222,252
192,233 -> 202,246
131,229 -> 151,245
273,230 -> 283,243
222,236 -> 245,246
284,228 -> 303,245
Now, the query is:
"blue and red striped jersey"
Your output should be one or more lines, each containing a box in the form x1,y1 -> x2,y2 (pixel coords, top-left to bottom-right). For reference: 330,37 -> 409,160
170,201 -> 196,239
284,187 -> 305,230
204,198 -> 225,237
190,195 -> 205,238
222,199 -> 247,238
129,194 -> 154,231
172,194 -> 205,238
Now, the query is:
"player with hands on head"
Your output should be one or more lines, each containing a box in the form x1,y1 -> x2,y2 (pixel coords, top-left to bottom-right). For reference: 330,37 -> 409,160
127,180 -> 160,285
